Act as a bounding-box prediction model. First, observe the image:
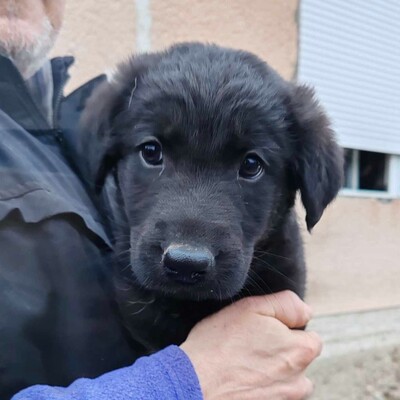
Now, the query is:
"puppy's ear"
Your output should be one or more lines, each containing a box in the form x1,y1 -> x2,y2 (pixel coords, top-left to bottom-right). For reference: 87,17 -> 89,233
80,53 -> 163,192
80,81 -> 128,192
288,84 -> 344,231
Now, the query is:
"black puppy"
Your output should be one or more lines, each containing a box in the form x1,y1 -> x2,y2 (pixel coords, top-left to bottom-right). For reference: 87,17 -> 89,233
81,42 -> 343,353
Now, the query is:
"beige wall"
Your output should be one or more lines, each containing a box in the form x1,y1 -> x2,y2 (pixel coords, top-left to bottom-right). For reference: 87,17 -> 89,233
51,0 -> 137,91
51,0 -> 298,91
302,197 -> 400,315
51,1 -> 400,315
151,0 -> 298,80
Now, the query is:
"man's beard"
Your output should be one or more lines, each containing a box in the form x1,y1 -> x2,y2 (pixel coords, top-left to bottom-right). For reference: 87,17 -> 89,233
0,8 -> 58,78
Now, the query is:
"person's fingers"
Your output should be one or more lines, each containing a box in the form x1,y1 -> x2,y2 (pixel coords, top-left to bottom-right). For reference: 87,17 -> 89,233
260,330 -> 322,379
280,376 -> 314,400
225,376 -> 313,400
283,330 -> 323,372
243,375 -> 313,400
295,330 -> 323,359
233,290 -> 313,329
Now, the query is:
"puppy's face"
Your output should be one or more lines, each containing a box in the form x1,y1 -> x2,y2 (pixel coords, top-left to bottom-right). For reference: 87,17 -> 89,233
82,43 -> 343,301
115,80 -> 290,300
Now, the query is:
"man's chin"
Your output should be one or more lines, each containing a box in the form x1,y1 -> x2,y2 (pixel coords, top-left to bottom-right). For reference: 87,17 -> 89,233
0,17 -> 57,78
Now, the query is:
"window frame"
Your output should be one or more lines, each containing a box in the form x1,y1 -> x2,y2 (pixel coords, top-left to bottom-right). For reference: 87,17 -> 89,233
340,149 -> 400,199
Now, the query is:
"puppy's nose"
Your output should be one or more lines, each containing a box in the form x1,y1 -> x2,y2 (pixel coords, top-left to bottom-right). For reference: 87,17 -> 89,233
163,244 -> 214,284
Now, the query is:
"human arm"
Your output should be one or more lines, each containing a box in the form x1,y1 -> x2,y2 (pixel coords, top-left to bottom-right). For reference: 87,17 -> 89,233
12,346 -> 202,400
181,290 -> 321,400
12,291 -> 319,400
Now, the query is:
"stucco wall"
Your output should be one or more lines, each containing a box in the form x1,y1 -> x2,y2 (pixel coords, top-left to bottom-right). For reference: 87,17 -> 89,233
50,1 -> 400,315
51,0 -> 298,91
151,0 -> 298,80
50,0 -> 137,92
303,196 -> 400,315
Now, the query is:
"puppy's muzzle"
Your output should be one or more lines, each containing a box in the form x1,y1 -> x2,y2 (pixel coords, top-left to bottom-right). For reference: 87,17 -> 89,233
163,244 -> 215,284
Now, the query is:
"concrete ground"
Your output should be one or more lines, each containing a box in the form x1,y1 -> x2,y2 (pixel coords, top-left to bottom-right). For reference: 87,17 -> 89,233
307,307 -> 400,400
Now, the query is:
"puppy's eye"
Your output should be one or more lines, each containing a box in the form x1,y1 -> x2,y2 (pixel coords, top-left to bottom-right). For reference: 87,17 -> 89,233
239,154 -> 264,179
140,141 -> 163,166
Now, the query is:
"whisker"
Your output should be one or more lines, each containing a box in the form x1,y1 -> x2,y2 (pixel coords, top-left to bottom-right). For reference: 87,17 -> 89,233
246,272 -> 273,296
252,256 -> 298,286
253,249 -> 293,262
128,77 -> 138,108
248,269 -> 286,314
129,304 -> 148,316
116,248 -> 131,258
127,298 -> 155,306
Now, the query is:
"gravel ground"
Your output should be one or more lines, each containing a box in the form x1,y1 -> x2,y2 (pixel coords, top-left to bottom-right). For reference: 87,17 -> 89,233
306,307 -> 400,400
309,345 -> 400,400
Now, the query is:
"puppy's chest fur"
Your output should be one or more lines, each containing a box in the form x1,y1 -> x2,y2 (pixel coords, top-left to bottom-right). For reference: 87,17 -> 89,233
114,210 -> 305,354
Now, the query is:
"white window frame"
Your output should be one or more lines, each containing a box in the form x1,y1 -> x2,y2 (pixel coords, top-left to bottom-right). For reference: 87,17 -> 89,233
340,150 -> 400,199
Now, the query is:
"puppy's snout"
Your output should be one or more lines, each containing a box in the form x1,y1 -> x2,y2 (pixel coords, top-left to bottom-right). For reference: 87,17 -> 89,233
163,244 -> 214,284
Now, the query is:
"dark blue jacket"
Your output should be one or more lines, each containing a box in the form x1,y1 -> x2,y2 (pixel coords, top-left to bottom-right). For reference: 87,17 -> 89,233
0,55 -> 142,398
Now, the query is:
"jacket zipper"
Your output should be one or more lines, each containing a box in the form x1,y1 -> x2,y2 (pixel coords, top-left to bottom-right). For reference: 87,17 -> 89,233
12,73 -> 52,131
53,81 -> 67,144
11,58 -> 69,145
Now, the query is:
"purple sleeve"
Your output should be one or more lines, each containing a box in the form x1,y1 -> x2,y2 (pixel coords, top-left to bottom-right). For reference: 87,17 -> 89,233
12,346 -> 203,400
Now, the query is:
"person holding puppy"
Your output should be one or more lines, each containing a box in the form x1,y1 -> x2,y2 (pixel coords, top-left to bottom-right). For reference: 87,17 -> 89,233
0,1 -> 321,399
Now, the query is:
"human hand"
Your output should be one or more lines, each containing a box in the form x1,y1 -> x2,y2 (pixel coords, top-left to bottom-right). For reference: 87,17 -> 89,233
180,291 -> 321,400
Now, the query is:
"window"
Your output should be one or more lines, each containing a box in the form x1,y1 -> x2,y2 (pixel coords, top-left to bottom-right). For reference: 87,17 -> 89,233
298,1 -> 400,199
342,149 -> 400,198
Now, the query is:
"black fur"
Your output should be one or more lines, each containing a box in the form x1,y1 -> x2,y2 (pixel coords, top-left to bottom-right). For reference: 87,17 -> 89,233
80,43 -> 343,352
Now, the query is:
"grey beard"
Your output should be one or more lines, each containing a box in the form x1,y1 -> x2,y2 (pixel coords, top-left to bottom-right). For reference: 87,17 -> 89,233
0,17 -> 58,79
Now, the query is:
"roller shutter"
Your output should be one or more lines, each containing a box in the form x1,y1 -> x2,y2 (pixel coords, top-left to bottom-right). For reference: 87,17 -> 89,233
298,0 -> 400,155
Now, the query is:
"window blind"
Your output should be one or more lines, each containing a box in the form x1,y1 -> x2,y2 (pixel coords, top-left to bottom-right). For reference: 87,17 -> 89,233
298,0 -> 400,155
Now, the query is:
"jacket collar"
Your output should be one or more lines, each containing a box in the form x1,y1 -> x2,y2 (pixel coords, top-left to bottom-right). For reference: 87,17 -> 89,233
0,54 -> 74,131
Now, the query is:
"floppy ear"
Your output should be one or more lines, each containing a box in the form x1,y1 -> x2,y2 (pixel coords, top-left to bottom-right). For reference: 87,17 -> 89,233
79,52 -> 163,192
288,84 -> 344,231
79,81 -> 128,192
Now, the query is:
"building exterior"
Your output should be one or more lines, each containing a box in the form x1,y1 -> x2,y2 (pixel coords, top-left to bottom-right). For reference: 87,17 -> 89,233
52,0 -> 400,315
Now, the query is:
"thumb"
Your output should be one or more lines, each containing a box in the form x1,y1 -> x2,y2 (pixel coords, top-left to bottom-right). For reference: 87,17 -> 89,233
233,290 -> 313,329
